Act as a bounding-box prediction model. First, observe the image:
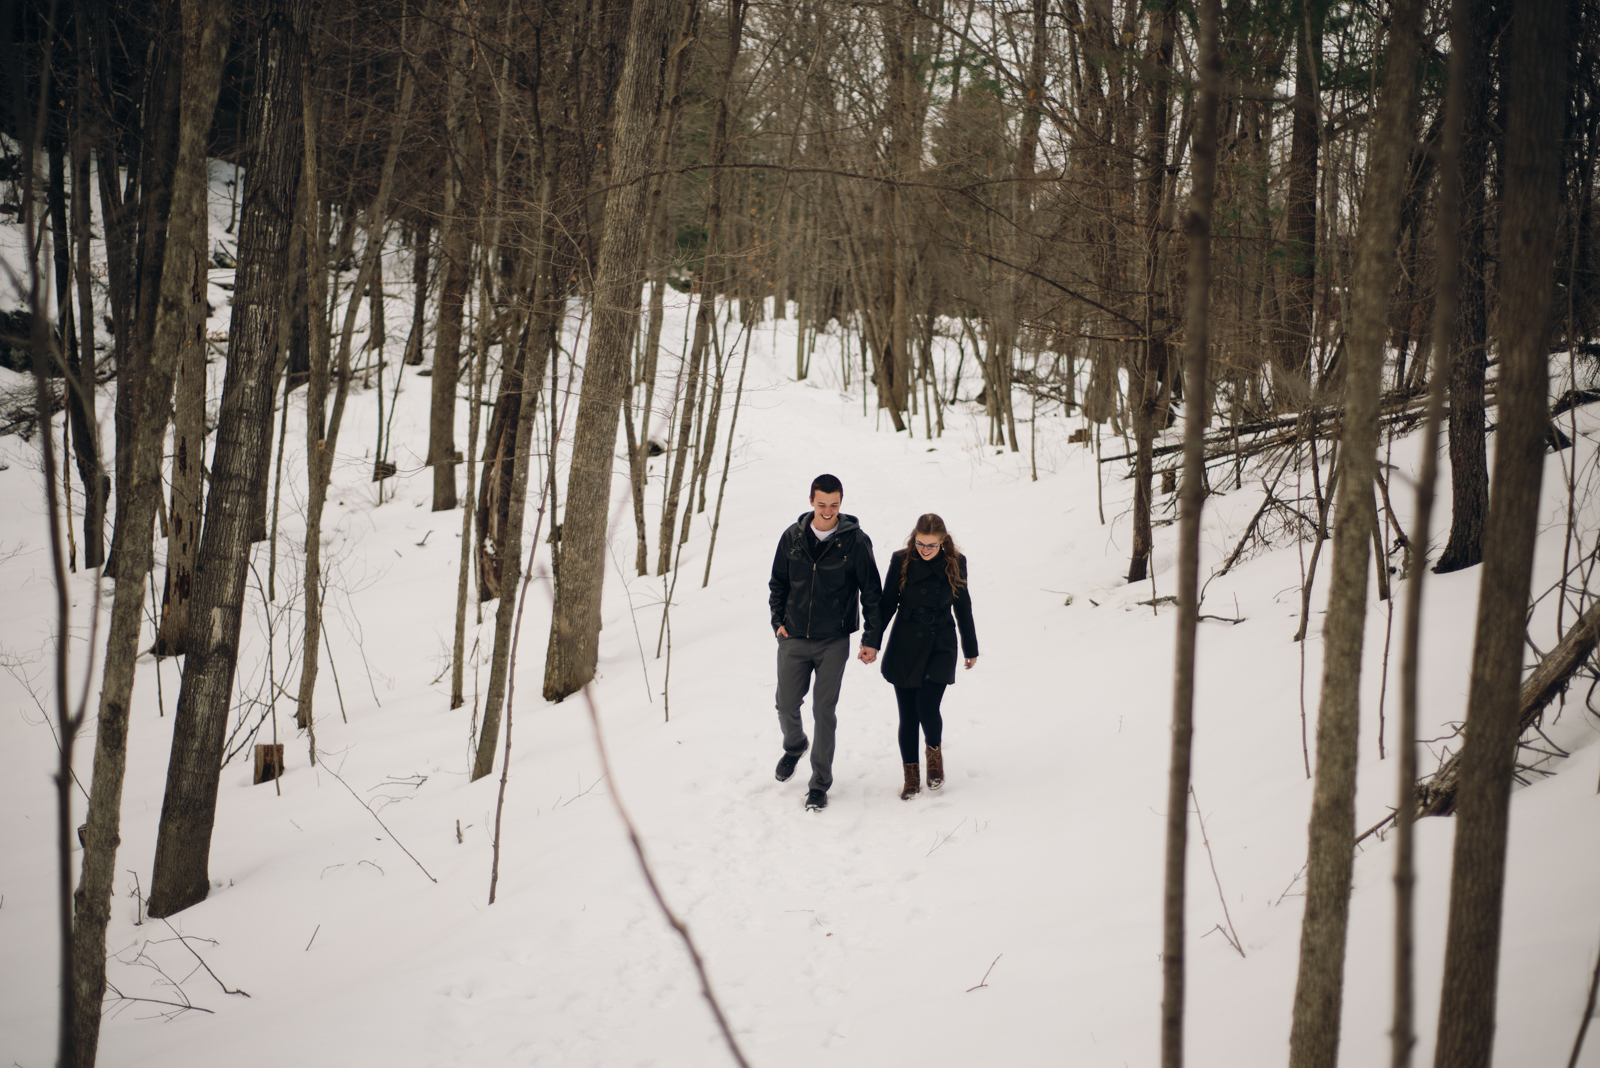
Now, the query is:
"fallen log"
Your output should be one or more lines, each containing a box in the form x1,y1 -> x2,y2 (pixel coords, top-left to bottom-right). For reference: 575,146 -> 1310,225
1417,597 -> 1600,817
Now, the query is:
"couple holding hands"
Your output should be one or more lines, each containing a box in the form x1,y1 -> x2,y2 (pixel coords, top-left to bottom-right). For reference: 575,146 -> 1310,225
767,474 -> 979,812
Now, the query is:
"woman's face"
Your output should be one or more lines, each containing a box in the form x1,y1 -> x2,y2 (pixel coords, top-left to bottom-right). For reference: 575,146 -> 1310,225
914,532 -> 943,559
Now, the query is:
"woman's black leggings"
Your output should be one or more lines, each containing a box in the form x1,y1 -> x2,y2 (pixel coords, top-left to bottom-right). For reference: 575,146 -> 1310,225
894,684 -> 946,764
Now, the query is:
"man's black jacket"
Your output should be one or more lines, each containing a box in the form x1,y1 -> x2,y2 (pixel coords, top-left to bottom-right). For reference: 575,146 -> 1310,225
768,512 -> 885,646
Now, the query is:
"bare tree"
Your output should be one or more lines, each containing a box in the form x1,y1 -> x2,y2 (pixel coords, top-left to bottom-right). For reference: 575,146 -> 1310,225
1160,0 -> 1220,1061
1287,0 -> 1423,1063
543,0 -> 686,702
1431,0 -> 1568,1062
147,0 -> 312,920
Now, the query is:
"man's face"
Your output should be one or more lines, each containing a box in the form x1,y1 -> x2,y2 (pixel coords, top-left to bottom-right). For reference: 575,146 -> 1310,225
810,490 -> 842,530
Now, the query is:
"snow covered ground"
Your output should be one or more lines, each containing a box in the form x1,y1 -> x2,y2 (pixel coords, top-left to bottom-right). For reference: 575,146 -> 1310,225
2,245 -> 1599,1066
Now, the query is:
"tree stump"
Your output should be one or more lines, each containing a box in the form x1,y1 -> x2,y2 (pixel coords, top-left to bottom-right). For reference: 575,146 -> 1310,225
254,743 -> 285,784
1161,469 -> 1177,495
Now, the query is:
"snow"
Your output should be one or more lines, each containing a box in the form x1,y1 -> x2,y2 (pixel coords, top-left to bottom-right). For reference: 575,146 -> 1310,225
3,195 -> 1600,1066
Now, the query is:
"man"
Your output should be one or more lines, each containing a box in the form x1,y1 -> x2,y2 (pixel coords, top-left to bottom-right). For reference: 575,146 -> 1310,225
768,473 -> 884,811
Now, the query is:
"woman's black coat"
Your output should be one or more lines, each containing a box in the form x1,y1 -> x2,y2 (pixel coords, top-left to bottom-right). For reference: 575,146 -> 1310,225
877,549 -> 978,688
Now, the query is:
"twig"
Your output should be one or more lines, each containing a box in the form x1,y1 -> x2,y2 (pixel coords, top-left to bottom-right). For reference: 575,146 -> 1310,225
966,953 -> 1003,992
126,870 -> 144,926
305,925 -> 320,952
927,818 -> 966,857
1568,932 -> 1600,1068
155,915 -> 251,997
576,675 -> 751,1068
320,761 -> 437,883
102,982 -> 214,1016
1189,786 -> 1244,958
1274,865 -> 1306,906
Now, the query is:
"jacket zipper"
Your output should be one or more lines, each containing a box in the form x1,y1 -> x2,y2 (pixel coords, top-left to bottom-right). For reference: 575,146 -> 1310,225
806,534 -> 837,638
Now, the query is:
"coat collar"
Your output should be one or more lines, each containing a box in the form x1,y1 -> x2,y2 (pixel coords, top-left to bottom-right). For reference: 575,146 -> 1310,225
792,512 -> 859,539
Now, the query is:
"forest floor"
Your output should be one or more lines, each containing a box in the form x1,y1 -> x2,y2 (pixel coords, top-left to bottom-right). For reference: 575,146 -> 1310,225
3,224 -> 1600,1065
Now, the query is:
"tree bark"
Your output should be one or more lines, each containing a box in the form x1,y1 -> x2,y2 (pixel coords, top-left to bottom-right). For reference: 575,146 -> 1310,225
1127,0 -> 1176,584
1392,2 -> 1466,1061
1287,1 -> 1422,1064
153,185 -> 210,657
428,15 -> 474,513
70,0 -> 230,1059
543,0 -> 684,702
1431,1 -> 1566,1062
146,0 -> 309,920
68,1 -> 108,569
1275,0 -> 1321,401
1160,0 -> 1219,1060
1433,0 -> 1500,574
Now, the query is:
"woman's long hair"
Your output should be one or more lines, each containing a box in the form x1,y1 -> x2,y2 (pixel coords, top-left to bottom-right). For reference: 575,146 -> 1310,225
899,513 -> 965,592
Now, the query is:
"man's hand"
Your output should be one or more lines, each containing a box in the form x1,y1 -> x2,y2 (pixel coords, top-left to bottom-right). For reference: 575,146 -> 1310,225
858,645 -> 878,664
964,657 -> 978,670
777,626 -> 790,638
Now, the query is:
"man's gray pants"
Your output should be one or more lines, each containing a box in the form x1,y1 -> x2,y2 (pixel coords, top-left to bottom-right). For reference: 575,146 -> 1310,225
775,635 -> 850,793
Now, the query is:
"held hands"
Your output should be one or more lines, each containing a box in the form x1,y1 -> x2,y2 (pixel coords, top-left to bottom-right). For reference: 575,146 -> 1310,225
964,657 -> 978,670
858,645 -> 878,664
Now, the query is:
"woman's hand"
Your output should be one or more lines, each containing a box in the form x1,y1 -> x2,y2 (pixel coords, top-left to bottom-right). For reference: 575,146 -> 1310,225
964,657 -> 977,670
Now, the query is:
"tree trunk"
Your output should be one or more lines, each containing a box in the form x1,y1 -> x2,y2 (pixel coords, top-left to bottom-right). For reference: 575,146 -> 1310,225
70,0 -> 230,1059
656,0 -> 743,574
146,0 -> 310,920
298,20 -> 416,744
1161,0 -> 1220,1061
544,0 -> 684,702
1287,0 -> 1422,1064
1128,0 -> 1175,584
1433,0 -> 1500,575
1430,1 -> 1566,1062
69,3 -> 108,569
105,7 -> 182,577
473,221 -> 556,779
404,221 -> 431,365
152,182 -> 210,657
1276,0 -> 1321,402
1392,1 -> 1467,1060
428,16 -> 474,514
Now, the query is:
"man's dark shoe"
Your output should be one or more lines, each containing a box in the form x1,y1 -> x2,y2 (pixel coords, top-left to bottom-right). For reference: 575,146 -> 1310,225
775,742 -> 808,782
805,789 -> 828,811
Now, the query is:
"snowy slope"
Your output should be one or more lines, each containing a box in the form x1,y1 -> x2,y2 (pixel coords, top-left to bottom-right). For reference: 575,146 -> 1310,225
2,264 -> 1599,1066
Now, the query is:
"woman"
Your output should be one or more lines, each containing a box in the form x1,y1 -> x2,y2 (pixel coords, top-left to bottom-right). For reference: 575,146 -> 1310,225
876,514 -> 978,800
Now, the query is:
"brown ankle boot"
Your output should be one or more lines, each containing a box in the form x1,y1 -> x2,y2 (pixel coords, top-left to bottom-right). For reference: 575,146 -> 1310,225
900,762 -> 921,800
925,745 -> 944,789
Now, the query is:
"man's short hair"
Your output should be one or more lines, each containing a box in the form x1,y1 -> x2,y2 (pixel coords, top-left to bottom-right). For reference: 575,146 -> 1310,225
810,473 -> 843,499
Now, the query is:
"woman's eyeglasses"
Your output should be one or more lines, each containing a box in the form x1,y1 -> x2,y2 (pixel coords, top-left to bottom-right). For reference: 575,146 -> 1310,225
915,541 -> 941,552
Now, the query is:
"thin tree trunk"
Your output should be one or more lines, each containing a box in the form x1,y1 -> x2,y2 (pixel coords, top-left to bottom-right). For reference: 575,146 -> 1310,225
544,0 -> 685,702
297,19 -> 417,744
146,0 -> 311,920
70,0 -> 230,1058
1433,0 -> 1499,575
104,9 -> 182,576
1431,2 -> 1566,1062
1392,3 -> 1466,1061
1276,0 -> 1321,401
404,221 -> 431,365
1160,0 -> 1220,1060
69,4 -> 108,569
656,0 -> 742,573
152,178 -> 210,657
429,19 -> 473,513
1128,0 -> 1176,584
1287,0 -> 1423,1063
